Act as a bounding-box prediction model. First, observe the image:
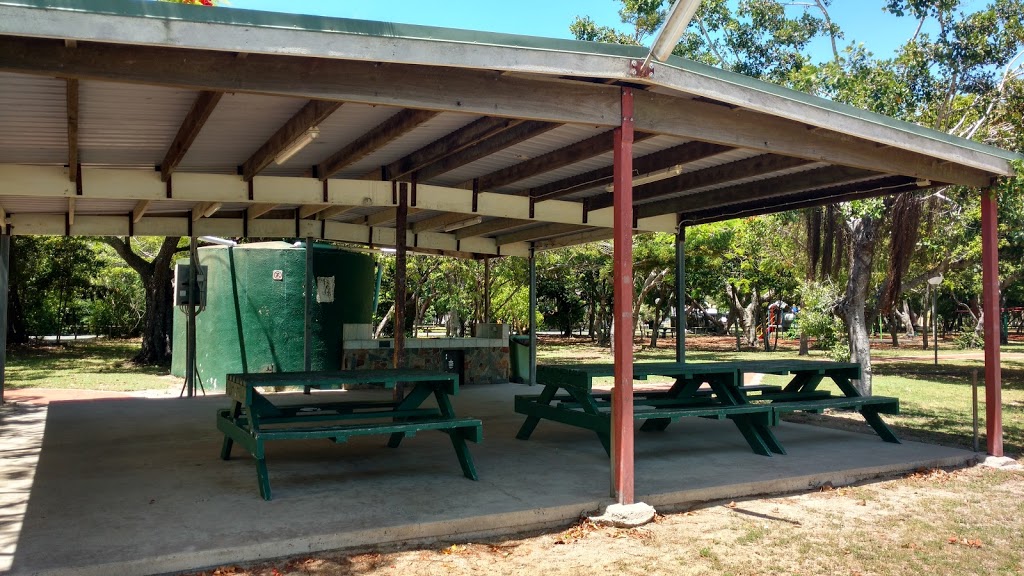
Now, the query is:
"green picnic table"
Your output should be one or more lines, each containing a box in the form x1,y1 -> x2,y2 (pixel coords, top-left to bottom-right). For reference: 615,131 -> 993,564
218,369 -> 483,500
514,360 -> 899,457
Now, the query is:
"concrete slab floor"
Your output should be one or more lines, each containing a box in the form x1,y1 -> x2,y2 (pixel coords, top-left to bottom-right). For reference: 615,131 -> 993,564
0,383 -> 976,576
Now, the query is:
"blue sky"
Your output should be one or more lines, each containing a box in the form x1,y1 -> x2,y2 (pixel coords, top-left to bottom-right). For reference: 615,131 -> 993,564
225,1 -> 968,62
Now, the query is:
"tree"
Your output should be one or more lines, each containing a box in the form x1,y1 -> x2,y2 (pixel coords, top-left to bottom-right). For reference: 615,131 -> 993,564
100,237 -> 184,365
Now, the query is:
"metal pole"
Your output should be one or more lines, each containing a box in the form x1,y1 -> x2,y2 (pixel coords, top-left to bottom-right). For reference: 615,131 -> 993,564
611,87 -> 635,505
304,236 -> 313,373
528,248 -> 537,387
394,184 -> 409,399
0,229 -> 9,405
675,226 -> 685,363
933,287 -> 938,366
980,187 -> 1002,456
185,235 -> 197,398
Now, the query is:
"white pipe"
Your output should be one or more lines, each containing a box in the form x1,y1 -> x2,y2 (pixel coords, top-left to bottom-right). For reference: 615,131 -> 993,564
198,235 -> 237,247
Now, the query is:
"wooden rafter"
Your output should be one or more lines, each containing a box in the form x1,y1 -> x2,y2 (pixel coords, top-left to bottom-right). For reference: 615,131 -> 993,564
681,176 -> 919,226
415,121 -> 561,182
247,203 -> 278,219
410,212 -> 479,234
298,204 -> 330,219
160,90 -> 223,182
587,154 -> 816,212
459,131 -> 655,191
317,109 -> 438,181
317,205 -> 358,220
67,197 -> 75,226
192,201 -> 223,220
363,207 -> 422,227
495,223 -> 588,245
639,165 -> 883,219
65,78 -> 78,182
528,141 -> 734,201
454,218 -> 531,240
240,100 -> 343,181
534,228 -> 615,251
367,117 -> 523,181
132,200 -> 151,223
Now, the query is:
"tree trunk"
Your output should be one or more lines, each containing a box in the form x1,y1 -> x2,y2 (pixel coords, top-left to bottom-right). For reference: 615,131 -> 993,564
840,217 -> 877,395
100,237 -> 182,365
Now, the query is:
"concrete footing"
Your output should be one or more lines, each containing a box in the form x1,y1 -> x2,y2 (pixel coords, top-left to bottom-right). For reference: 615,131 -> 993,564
589,502 -> 656,528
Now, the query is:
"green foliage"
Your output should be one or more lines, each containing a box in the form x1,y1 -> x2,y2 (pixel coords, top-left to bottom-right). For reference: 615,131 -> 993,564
795,279 -> 849,360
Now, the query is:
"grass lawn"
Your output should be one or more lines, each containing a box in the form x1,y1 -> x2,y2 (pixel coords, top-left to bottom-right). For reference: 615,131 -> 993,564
5,338 -> 177,392
537,334 -> 1024,456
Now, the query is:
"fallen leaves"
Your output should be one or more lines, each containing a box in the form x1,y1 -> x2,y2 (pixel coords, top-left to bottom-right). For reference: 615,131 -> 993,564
947,536 -> 983,548
441,544 -> 467,555
554,519 -> 599,545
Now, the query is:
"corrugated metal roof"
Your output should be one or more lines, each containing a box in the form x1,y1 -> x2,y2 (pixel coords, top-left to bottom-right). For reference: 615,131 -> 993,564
434,124 -> 607,188
179,93 -> 308,174
0,72 -> 68,164
260,102 -> 403,177
333,112 -> 482,179
79,79 -> 197,167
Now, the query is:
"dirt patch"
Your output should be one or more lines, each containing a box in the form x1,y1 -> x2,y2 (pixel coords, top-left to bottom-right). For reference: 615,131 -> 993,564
182,465 -> 1024,576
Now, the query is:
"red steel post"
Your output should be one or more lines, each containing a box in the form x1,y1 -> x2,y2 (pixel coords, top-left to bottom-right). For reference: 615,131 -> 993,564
980,187 -> 1003,456
611,88 -> 635,503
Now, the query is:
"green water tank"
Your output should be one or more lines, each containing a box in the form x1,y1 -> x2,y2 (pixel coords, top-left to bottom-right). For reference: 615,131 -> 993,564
171,241 -> 374,390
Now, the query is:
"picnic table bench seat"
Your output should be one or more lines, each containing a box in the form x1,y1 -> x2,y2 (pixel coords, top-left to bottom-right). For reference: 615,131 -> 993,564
516,359 -> 901,458
218,369 -> 482,500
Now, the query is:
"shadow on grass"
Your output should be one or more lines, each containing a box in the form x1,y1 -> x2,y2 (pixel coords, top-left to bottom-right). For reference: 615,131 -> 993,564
874,362 -> 1024,391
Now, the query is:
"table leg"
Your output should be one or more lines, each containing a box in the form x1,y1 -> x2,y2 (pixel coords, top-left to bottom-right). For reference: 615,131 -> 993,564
639,377 -> 702,432
515,384 -> 560,440
246,397 -> 273,500
220,400 -> 242,461
862,408 -> 901,443
387,383 -> 435,448
782,372 -> 823,394
566,386 -> 612,455
709,374 -> 777,457
255,457 -> 272,501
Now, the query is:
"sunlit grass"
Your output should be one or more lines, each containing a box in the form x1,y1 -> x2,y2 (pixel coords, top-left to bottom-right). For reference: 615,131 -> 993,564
6,338 -> 176,392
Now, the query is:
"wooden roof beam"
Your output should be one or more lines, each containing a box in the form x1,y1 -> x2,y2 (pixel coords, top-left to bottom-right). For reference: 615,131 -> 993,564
191,201 -> 222,221
364,207 -> 422,227
298,204 -> 330,219
240,100 -> 343,181
680,176 -> 920,226
453,218 -> 531,240
410,212 -> 480,234
132,200 -> 150,223
366,117 -> 524,182
160,90 -> 223,182
495,223 -> 590,246
317,205 -> 358,220
415,120 -> 561,182
587,154 -> 817,212
458,131 -> 656,191
67,197 -> 75,226
66,78 -> 78,182
637,165 -> 883,219
247,203 -> 278,219
528,141 -> 734,202
317,108 -> 438,180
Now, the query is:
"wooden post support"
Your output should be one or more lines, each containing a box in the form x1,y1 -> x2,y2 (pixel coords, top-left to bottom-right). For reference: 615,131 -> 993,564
0,228 -> 9,404
393,183 -> 409,398
483,257 -> 491,324
611,87 -> 635,504
980,186 -> 1003,456
676,225 -> 686,363
528,248 -> 537,386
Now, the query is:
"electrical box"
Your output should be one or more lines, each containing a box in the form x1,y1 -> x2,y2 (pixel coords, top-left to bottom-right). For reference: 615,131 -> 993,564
173,263 -> 208,307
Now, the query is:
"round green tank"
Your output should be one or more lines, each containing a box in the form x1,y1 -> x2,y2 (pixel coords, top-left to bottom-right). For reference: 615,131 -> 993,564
171,241 -> 374,390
